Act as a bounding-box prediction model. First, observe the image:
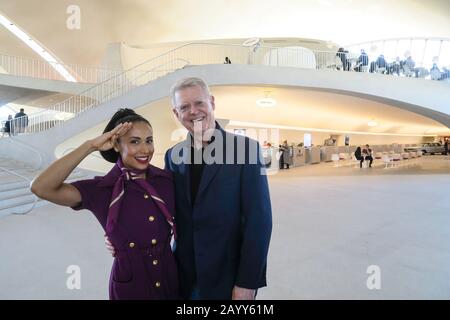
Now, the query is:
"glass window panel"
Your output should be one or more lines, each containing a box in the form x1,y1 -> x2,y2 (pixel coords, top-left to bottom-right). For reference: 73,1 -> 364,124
397,39 -> 412,59
347,45 -> 359,55
348,44 -> 370,58
304,133 -> 312,147
368,41 -> 383,61
423,40 -> 442,69
361,43 -> 371,54
383,40 -> 397,61
411,39 -> 426,67
439,41 -> 450,68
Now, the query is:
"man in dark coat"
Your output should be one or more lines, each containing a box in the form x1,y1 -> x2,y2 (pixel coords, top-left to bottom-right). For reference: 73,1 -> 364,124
4,115 -> 12,136
106,78 -> 273,300
14,108 -> 29,134
166,77 -> 272,300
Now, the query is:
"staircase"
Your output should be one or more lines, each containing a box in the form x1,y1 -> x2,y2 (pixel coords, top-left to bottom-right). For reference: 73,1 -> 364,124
0,157 -> 90,217
16,48 -> 193,135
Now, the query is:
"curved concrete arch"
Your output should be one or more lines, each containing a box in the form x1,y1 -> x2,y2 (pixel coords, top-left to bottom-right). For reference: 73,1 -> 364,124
121,64 -> 450,128
5,64 -> 450,168
184,64 -> 450,128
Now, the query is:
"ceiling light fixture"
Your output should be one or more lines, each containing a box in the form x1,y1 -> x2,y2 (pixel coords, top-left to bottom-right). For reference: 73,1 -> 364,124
367,120 -> 378,127
256,91 -> 277,108
0,13 -> 76,82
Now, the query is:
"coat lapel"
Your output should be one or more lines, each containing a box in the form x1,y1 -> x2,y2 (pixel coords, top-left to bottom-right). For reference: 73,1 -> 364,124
176,139 -> 192,207
196,162 -> 220,201
195,126 -> 225,201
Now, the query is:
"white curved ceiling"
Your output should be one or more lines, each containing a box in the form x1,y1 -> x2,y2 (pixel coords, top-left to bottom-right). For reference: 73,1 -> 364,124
210,86 -> 449,135
0,0 -> 449,66
139,85 -> 450,136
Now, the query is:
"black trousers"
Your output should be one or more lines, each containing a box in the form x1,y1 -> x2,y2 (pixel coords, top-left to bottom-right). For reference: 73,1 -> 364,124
356,156 -> 364,167
365,156 -> 373,167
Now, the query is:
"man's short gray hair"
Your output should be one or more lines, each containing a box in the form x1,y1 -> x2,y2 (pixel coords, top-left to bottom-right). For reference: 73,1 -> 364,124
170,77 -> 211,107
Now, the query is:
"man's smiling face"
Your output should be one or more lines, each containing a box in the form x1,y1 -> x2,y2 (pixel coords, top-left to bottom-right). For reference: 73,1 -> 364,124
172,85 -> 216,137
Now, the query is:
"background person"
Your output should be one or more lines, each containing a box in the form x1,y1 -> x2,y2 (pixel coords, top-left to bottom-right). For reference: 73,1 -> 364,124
281,140 -> 292,169
4,115 -> 12,136
356,49 -> 369,72
354,146 -> 364,168
364,144 -> 374,167
31,109 -> 179,300
107,78 -> 272,300
14,108 -> 28,134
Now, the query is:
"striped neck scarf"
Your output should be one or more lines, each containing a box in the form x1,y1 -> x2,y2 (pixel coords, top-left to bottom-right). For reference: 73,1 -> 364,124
106,158 -> 177,243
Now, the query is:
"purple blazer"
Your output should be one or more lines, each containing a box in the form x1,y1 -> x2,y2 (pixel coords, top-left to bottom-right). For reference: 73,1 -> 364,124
71,164 -> 179,300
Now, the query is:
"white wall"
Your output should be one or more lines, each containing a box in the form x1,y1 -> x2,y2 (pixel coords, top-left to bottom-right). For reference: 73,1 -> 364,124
120,38 -> 338,69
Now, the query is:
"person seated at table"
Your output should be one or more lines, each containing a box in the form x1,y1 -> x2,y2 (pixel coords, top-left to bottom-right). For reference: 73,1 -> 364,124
430,63 -> 443,80
404,55 -> 415,77
364,144 -> 373,168
354,147 -> 365,168
336,48 -> 350,71
376,54 -> 387,73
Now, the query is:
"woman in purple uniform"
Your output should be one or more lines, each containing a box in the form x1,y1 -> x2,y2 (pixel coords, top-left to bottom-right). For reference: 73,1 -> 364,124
31,109 -> 179,300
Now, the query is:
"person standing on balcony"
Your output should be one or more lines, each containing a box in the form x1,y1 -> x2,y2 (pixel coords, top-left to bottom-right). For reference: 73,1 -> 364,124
376,54 -> 387,73
14,108 -> 28,134
356,49 -> 369,72
31,108 -> 179,300
430,63 -> 443,80
336,48 -> 348,71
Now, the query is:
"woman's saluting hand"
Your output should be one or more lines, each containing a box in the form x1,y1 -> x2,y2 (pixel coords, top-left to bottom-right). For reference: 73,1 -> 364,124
31,122 -> 132,207
90,122 -> 132,152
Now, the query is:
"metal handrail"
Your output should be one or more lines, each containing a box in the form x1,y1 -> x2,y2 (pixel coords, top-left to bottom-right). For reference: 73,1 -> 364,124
0,166 -> 37,215
21,55 -> 191,118
345,37 -> 450,48
0,51 -> 123,83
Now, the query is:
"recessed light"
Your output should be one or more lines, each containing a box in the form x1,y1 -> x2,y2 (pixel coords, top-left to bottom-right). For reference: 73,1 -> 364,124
256,91 -> 277,108
256,98 -> 277,108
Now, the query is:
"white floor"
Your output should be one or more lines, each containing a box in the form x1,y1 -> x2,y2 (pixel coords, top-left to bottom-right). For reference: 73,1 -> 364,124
1,156 -> 450,299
